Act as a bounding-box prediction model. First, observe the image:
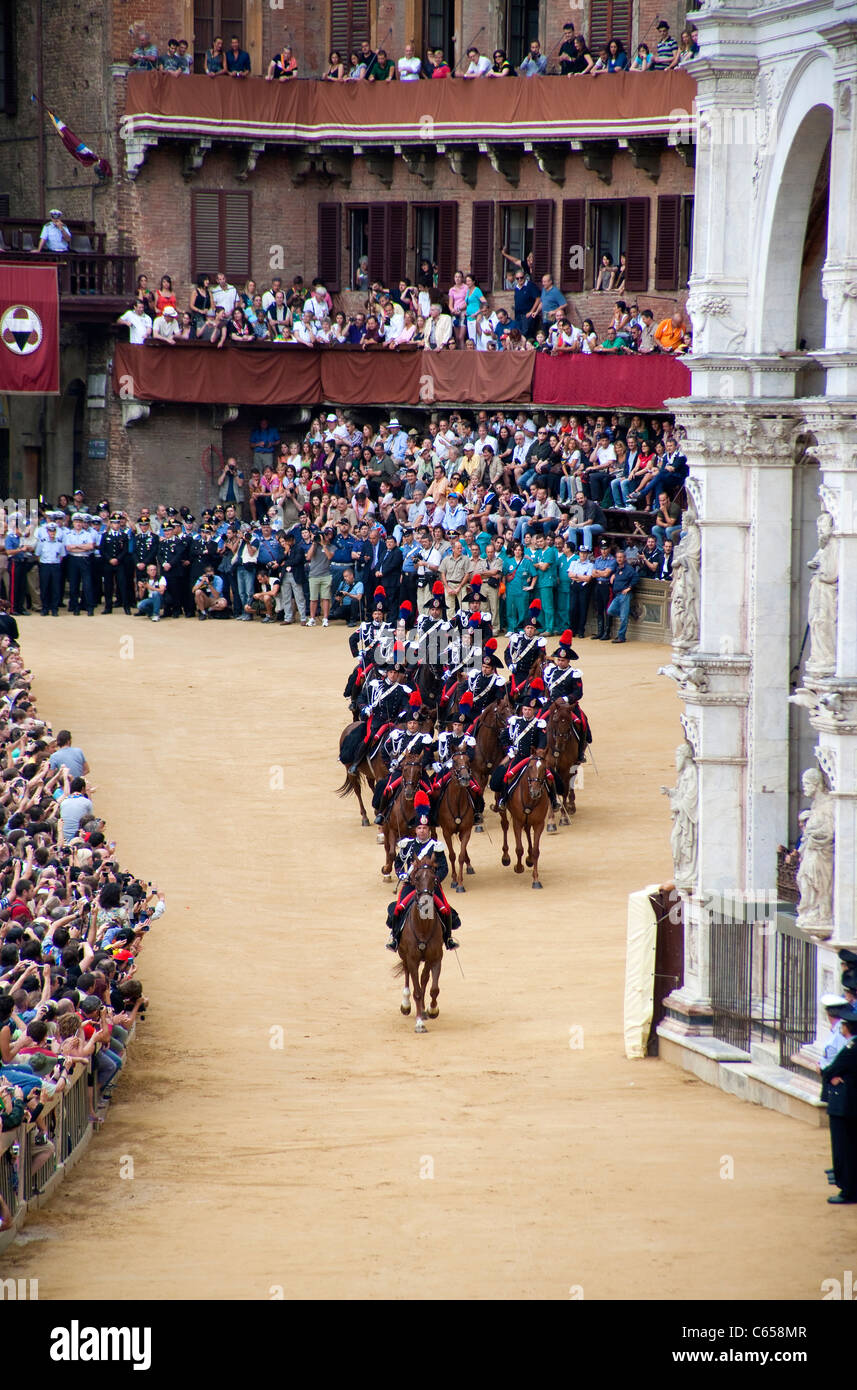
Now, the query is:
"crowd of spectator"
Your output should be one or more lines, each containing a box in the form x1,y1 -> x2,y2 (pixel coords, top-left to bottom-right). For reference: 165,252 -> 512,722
3,408 -> 685,640
118,267 -> 691,357
0,640 -> 160,1222
128,21 -> 699,81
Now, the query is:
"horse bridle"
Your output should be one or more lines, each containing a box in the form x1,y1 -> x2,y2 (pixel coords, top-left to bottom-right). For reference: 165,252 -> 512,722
400,754 -> 423,800
522,756 -> 548,815
476,700 -> 510,771
406,862 -> 438,953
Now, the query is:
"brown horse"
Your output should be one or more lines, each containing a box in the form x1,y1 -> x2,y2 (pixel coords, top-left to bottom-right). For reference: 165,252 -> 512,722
545,698 -> 588,832
336,722 -> 389,826
393,861 -> 444,1033
471,695 -> 513,790
499,754 -> 550,889
436,750 -> 476,892
381,752 -> 425,880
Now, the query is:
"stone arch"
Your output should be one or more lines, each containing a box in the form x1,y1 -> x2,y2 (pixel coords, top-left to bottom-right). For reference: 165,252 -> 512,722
753,53 -> 834,355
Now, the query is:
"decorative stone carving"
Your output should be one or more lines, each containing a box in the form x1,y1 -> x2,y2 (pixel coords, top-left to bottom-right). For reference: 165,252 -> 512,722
815,744 -> 838,792
670,498 -> 701,650
805,505 -> 838,677
796,766 -> 835,936
662,741 -> 699,895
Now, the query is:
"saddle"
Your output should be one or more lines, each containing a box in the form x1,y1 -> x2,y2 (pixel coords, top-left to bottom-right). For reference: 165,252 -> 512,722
501,757 -> 554,802
395,887 -> 450,922
435,769 -> 481,798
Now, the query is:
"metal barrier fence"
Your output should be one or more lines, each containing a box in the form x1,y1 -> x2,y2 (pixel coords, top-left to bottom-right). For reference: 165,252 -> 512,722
0,1063 -> 95,1249
709,913 -> 818,1073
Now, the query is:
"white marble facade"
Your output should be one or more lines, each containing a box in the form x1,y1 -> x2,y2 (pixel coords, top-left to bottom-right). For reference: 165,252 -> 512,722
658,0 -> 857,1082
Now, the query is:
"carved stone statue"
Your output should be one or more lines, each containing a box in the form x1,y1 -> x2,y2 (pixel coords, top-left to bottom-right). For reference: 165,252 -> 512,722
796,766 -> 834,933
806,507 -> 838,677
662,740 -> 699,894
670,500 -> 701,650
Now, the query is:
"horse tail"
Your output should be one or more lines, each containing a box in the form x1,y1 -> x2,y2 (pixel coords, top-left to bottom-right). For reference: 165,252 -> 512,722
335,775 -> 355,799
392,961 -> 405,979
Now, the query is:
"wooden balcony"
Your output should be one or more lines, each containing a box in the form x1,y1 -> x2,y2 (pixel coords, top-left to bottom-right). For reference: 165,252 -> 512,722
0,221 -> 137,323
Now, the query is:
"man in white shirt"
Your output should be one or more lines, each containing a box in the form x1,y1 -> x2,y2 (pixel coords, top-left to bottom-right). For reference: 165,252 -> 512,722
152,305 -> 181,343
292,310 -> 317,346
463,47 -> 492,77
212,271 -> 238,315
473,423 -> 498,458
397,43 -> 422,80
306,285 -> 330,323
261,277 -> 284,312
117,300 -> 153,344
512,431 -> 532,471
34,209 -> 72,254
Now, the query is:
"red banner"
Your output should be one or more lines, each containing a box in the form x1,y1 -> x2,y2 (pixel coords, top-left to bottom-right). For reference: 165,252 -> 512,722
0,263 -> 60,394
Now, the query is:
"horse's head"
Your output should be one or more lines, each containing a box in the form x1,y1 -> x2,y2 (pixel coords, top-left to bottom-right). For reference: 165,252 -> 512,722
451,750 -> 471,787
525,755 -> 548,799
400,754 -> 423,799
411,862 -> 437,923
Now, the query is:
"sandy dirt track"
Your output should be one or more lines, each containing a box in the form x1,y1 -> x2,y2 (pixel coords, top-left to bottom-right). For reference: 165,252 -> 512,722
0,616 -> 849,1301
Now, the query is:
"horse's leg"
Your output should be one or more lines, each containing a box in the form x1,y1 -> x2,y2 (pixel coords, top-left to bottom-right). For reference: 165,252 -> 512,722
442,822 -> 460,892
427,950 -> 441,1018
349,771 -> 371,827
381,817 -> 395,880
414,958 -> 429,1033
500,807 -> 510,867
460,822 -> 474,879
531,810 -> 545,889
525,820 -> 533,867
400,960 -> 412,1015
513,806 -> 525,874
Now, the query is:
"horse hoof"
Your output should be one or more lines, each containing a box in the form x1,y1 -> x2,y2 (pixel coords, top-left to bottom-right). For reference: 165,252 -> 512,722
560,815 -> 569,827
502,855 -> 511,867
569,806 -> 576,816
465,865 -> 475,875
474,824 -> 484,833
546,824 -> 557,834
514,865 -> 524,874
361,816 -> 369,827
532,880 -> 543,890
376,833 -> 385,844
382,872 -> 392,882
427,1007 -> 439,1019
455,884 -> 464,894
400,1004 -> 411,1015
415,1019 -> 427,1033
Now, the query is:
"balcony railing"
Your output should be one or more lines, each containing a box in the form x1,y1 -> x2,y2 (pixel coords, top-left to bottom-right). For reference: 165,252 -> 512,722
0,224 -> 137,321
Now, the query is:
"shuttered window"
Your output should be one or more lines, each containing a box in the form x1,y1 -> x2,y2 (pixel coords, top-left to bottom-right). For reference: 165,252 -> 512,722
531,200 -> 555,281
364,203 -> 409,287
331,0 -> 370,58
317,203 -> 342,292
655,195 -> 682,291
191,191 -> 252,280
470,202 -> 495,292
589,0 -> 632,53
560,199 -> 586,293
436,202 -> 458,288
624,196 -> 650,293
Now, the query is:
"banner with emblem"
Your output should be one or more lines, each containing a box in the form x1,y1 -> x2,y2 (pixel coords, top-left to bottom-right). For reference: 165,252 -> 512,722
0,263 -> 60,394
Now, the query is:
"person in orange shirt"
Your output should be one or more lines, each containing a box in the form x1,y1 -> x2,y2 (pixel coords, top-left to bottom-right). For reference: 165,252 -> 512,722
654,312 -> 686,354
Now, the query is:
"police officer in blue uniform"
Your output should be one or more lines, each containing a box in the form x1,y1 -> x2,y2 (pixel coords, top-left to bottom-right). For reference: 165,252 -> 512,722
65,512 -> 97,615
100,513 -> 131,614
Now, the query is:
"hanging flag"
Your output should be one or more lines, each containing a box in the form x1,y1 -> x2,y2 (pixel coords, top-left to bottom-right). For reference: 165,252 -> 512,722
0,264 -> 60,395
32,96 -> 112,178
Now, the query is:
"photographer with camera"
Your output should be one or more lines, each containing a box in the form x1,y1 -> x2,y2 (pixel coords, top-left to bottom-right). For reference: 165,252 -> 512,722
217,456 -> 246,516
305,523 -> 335,628
329,567 -> 364,626
193,564 -> 227,620
246,562 -> 281,623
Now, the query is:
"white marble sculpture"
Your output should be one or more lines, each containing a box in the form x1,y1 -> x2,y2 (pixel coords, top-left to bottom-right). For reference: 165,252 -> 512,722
663,740 -> 699,894
670,501 -> 701,650
805,506 -> 838,678
796,766 -> 834,933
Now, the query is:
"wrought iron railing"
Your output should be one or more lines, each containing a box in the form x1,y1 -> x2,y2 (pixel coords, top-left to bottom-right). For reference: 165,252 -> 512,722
709,912 -> 817,1074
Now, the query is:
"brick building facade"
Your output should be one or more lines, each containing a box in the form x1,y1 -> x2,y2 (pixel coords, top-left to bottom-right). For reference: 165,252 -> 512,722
0,0 -> 695,512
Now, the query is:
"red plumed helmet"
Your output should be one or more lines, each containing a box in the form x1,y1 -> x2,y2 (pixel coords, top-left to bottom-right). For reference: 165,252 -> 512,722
409,691 -> 422,708
414,791 -> 431,809
432,580 -> 445,596
399,600 -> 413,613
460,691 -> 473,707
374,586 -> 386,598
471,573 -> 482,585
529,599 -> 542,612
485,637 -> 497,651
530,677 -> 545,692
559,629 -> 574,645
